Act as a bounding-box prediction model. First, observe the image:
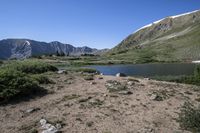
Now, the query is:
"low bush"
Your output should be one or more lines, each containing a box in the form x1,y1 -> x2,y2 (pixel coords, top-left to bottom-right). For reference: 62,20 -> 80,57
31,74 -> 54,84
178,102 -> 200,132
2,60 -> 58,74
83,75 -> 94,80
152,65 -> 200,86
0,69 -> 42,102
173,65 -> 200,86
105,80 -> 127,92
0,60 -> 55,103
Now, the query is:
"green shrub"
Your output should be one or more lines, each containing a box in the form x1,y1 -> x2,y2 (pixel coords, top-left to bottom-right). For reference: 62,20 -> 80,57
1,60 -> 58,74
151,65 -> 200,86
83,75 -> 94,80
31,74 -> 54,84
177,66 -> 200,86
0,69 -> 42,102
105,80 -> 127,92
178,102 -> 200,132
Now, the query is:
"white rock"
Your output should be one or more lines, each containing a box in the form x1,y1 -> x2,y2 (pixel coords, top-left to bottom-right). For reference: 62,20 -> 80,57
150,94 -> 157,100
56,123 -> 62,129
127,81 -> 135,86
42,123 -> 52,129
40,119 -> 58,133
116,73 -> 126,77
40,119 -> 47,125
57,70 -> 65,74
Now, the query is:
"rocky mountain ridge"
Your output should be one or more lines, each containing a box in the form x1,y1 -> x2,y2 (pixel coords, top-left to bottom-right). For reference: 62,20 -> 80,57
0,39 -> 108,59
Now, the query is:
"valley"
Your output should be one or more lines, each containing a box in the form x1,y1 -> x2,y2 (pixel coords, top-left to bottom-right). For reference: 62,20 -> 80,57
1,8 -> 200,133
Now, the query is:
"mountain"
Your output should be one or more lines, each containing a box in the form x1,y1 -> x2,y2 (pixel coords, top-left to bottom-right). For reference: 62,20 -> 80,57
0,39 -> 107,59
108,10 -> 200,63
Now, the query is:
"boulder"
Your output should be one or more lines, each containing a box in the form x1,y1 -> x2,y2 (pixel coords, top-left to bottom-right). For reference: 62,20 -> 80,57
116,73 -> 126,77
40,119 -> 59,133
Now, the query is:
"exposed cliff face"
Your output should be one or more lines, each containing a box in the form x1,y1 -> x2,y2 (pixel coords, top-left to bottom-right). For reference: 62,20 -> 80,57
0,39 -> 105,59
10,41 -> 32,59
108,10 -> 200,62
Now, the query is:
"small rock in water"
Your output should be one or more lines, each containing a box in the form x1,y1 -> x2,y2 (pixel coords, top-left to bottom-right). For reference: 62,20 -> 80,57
116,73 -> 126,77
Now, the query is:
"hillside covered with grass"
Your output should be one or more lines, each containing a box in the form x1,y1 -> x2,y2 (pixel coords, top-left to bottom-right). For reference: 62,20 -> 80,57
107,10 -> 200,63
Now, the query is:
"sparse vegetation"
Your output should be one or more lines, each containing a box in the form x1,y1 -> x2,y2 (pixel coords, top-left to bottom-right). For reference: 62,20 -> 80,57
105,80 -> 127,92
178,102 -> 200,132
63,94 -> 80,101
83,74 -> 94,80
86,121 -> 94,127
30,128 -> 38,133
150,89 -> 175,101
89,99 -> 104,106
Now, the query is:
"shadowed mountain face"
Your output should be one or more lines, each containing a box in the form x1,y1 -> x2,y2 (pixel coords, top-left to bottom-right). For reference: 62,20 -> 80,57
0,39 -> 107,59
108,10 -> 200,63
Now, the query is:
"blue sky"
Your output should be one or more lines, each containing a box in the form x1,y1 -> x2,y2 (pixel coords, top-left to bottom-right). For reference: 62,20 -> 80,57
0,0 -> 200,49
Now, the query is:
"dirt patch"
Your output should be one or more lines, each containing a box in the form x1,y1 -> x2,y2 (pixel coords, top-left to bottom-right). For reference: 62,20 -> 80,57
0,72 -> 199,133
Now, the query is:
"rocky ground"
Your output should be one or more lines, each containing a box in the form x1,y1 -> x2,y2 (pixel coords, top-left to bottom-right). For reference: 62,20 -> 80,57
0,72 -> 200,133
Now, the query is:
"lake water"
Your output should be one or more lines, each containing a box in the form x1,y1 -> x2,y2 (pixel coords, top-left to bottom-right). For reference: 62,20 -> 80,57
87,63 -> 197,77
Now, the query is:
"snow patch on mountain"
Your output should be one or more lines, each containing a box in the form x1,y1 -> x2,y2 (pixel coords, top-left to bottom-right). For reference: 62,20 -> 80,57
133,9 -> 199,34
133,18 -> 166,33
25,41 -> 30,46
171,10 -> 199,18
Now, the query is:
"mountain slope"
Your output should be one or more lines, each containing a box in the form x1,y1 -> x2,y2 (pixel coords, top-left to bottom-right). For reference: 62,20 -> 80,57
108,10 -> 200,63
0,39 -> 106,59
